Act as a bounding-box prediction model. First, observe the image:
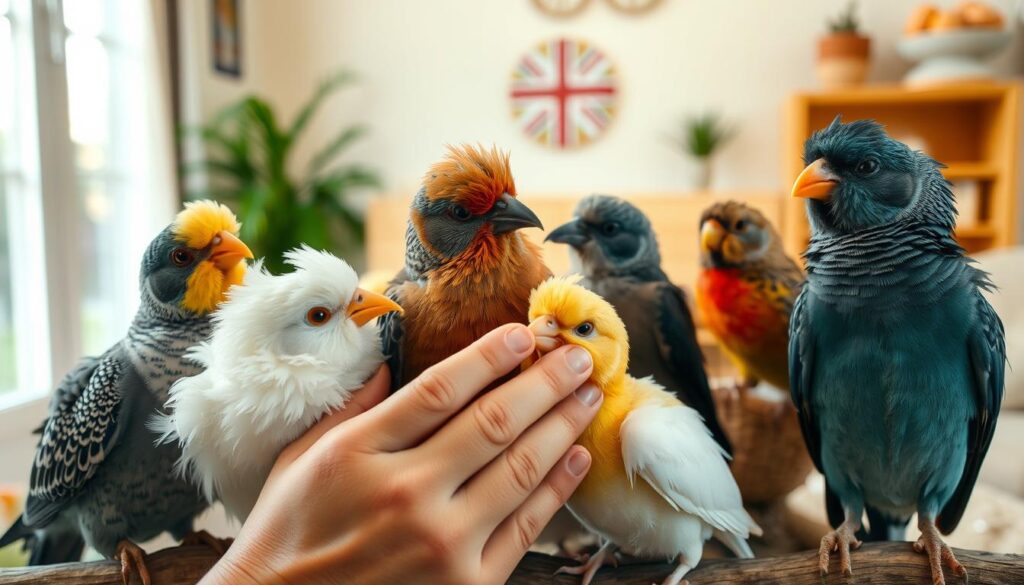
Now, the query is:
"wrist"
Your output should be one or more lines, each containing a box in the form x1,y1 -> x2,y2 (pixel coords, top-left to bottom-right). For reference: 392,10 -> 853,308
200,548 -> 284,585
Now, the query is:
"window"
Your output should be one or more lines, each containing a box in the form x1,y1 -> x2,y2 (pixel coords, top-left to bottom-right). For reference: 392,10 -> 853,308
0,0 -> 174,407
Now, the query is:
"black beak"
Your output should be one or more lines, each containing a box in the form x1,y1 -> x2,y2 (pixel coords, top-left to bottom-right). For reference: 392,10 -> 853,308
490,193 -> 543,235
545,218 -> 589,248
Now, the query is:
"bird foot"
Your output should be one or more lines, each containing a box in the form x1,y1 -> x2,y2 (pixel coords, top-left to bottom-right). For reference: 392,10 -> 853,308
554,542 -> 615,585
819,522 -> 862,576
657,560 -> 692,585
913,522 -> 967,585
115,540 -> 151,585
181,529 -> 234,556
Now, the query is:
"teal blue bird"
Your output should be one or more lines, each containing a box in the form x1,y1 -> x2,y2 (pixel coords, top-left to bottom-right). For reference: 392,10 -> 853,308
789,117 -> 1005,585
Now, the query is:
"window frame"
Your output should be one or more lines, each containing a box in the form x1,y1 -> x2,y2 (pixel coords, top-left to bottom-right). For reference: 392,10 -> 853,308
0,0 -> 98,411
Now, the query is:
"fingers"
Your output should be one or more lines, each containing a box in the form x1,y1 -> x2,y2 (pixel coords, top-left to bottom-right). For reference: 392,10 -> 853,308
276,366 -> 390,466
481,446 -> 592,580
352,324 -> 535,452
459,383 -> 602,531
421,344 -> 594,487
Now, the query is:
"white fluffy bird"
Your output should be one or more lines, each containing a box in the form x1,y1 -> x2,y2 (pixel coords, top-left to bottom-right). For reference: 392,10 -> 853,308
154,246 -> 402,522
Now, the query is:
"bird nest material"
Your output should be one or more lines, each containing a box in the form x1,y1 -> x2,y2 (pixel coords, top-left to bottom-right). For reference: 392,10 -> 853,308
714,385 -> 815,504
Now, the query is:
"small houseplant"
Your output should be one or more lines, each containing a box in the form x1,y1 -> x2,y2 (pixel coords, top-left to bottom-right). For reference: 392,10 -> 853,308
818,1 -> 871,88
677,113 -> 734,191
181,72 -> 380,274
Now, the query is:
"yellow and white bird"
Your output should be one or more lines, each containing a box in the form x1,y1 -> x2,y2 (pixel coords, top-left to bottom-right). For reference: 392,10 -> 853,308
527,277 -> 761,585
154,246 -> 402,522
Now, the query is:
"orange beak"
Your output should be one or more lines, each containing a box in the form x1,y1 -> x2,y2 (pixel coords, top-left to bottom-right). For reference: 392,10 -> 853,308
209,231 -> 254,272
346,288 -> 403,327
700,218 -> 726,253
528,316 -> 563,354
792,158 -> 838,200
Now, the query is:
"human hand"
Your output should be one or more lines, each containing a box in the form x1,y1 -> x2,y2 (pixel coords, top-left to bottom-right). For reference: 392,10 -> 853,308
200,323 -> 600,585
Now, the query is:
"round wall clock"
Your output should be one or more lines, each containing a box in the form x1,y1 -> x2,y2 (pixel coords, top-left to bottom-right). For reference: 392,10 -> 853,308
510,38 -> 619,150
606,0 -> 662,14
531,0 -> 591,17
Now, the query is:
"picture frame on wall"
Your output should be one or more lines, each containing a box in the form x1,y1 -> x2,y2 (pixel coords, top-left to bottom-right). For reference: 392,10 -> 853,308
212,0 -> 241,77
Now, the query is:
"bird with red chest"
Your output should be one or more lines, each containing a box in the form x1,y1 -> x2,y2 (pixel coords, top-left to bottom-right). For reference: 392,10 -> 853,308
381,144 -> 551,389
695,201 -> 804,393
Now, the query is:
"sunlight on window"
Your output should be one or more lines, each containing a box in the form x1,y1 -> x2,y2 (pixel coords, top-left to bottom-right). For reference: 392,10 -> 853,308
62,0 -> 103,37
64,3 -> 140,357
65,35 -> 109,153
0,11 -> 15,393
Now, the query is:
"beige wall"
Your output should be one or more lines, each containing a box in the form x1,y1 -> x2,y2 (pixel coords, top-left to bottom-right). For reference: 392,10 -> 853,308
178,0 -> 1023,199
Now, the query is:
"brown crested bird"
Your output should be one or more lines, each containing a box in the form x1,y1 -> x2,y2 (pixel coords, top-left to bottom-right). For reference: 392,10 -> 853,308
695,201 -> 804,392
381,145 -> 551,388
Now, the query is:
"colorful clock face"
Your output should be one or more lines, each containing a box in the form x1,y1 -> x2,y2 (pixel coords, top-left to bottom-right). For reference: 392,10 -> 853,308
510,38 -> 618,150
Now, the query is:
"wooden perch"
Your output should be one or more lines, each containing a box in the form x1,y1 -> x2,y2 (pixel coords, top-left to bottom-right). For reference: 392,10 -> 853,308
0,542 -> 1021,584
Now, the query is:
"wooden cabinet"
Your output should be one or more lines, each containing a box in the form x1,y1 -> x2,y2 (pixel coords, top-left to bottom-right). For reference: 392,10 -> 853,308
782,82 -> 1020,255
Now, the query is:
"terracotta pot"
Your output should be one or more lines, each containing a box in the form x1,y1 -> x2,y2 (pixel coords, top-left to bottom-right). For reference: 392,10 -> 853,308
817,33 -> 871,88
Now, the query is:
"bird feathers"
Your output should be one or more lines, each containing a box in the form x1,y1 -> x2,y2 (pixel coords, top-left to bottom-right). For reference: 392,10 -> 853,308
621,399 -> 760,540
172,200 -> 241,249
528,278 -> 757,563
24,353 -> 126,529
155,246 -> 386,521
423,144 -> 516,214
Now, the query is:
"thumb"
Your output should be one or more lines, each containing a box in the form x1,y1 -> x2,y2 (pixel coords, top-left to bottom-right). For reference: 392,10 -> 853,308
276,365 -> 391,465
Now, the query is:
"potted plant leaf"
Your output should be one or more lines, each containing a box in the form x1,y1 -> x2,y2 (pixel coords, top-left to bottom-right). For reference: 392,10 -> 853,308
677,113 -> 734,191
818,1 -> 872,88
181,72 -> 381,274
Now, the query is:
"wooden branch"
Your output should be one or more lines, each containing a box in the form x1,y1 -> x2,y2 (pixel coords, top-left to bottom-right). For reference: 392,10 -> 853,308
0,542 -> 1021,584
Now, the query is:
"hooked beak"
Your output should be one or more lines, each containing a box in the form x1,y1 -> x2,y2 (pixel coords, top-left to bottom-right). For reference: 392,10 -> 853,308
792,158 -> 838,200
209,231 -> 254,272
699,218 -> 726,253
528,316 -> 563,354
346,288 -> 403,327
545,218 -> 590,248
490,193 -> 544,235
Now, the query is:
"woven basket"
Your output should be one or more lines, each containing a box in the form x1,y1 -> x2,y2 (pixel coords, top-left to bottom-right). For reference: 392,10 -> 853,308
714,386 -> 815,505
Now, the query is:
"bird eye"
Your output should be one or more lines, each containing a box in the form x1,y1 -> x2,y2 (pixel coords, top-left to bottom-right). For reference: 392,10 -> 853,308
601,222 -> 620,236
305,306 -> 333,326
170,248 -> 194,267
450,205 -> 472,221
856,158 -> 879,176
573,322 -> 595,337
735,219 -> 747,231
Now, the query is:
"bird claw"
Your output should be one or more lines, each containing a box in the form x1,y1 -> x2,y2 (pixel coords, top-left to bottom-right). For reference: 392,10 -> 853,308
818,523 -> 862,576
116,540 -> 151,585
181,529 -> 234,556
554,542 -> 615,585
914,523 -> 967,585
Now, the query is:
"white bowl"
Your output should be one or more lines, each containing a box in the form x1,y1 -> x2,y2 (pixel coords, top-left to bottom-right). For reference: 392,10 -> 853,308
897,28 -> 1013,83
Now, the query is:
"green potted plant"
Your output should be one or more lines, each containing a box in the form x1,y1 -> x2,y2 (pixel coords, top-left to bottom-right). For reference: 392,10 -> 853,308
677,113 -> 734,191
181,72 -> 381,274
818,1 -> 871,88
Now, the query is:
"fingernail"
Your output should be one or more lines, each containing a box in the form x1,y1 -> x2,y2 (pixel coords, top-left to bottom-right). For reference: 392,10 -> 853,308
566,347 -> 592,373
567,450 -> 591,477
574,384 -> 600,406
505,326 -> 532,353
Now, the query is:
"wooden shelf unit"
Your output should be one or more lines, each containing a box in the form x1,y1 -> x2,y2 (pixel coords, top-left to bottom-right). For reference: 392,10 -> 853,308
782,82 -> 1020,256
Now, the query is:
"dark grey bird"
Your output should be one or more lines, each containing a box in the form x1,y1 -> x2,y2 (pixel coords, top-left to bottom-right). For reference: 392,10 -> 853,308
546,194 -> 731,456
789,117 -> 1005,585
0,201 -> 253,585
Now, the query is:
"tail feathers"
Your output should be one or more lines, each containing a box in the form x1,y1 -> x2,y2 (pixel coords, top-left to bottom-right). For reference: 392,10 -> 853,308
864,506 -> 909,542
714,529 -> 754,559
28,531 -> 85,565
0,517 -> 85,565
0,515 -> 30,549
